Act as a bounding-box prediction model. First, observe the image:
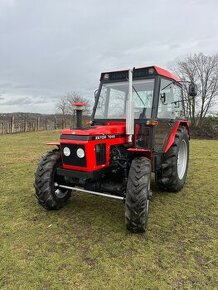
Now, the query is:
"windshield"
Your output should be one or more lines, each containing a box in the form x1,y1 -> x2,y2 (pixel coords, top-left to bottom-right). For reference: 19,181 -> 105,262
94,79 -> 155,119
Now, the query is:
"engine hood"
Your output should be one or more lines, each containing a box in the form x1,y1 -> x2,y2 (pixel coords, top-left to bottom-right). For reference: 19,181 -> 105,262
61,123 -> 126,140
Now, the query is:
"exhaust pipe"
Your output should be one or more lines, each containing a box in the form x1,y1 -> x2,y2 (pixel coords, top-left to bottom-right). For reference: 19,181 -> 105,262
126,68 -> 134,143
72,102 -> 86,128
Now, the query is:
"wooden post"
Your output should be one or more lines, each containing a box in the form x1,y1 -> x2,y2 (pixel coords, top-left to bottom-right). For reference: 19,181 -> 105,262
43,118 -> 47,130
54,116 -> 57,130
18,121 -> 21,133
37,117 -> 40,131
24,118 -> 27,132
11,115 -> 15,133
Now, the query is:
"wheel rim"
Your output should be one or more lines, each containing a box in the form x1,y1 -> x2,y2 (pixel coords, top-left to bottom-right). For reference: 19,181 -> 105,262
177,140 -> 188,180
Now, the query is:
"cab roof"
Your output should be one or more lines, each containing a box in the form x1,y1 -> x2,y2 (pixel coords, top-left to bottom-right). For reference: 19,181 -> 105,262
100,66 -> 180,83
154,66 -> 180,82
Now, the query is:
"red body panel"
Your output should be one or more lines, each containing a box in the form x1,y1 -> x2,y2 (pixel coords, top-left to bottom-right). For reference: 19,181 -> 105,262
62,123 -> 126,136
164,120 -> 190,153
61,137 -> 125,172
154,66 -> 180,82
61,124 -> 126,172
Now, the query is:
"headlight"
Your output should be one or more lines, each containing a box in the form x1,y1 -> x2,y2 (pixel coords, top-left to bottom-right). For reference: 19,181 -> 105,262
148,67 -> 155,74
103,73 -> 110,80
63,147 -> 71,157
76,148 -> 85,158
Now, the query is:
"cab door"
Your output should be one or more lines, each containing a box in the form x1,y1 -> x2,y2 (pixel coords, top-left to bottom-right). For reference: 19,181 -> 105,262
154,78 -> 183,152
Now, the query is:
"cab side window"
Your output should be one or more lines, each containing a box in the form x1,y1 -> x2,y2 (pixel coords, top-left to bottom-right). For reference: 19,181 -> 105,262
173,85 -> 184,118
158,78 -> 183,119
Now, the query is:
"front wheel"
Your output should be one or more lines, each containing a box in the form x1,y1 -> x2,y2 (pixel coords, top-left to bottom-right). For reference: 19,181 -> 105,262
125,157 -> 151,233
34,149 -> 71,210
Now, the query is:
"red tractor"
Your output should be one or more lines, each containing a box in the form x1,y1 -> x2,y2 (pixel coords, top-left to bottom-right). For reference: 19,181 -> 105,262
34,66 -> 197,233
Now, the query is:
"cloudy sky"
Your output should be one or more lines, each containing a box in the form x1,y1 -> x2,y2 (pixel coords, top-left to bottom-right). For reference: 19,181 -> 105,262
0,0 -> 218,113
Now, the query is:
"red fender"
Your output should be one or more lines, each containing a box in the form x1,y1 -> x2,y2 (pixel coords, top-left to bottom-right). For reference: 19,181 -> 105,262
127,148 -> 152,160
46,142 -> 60,148
164,120 -> 190,153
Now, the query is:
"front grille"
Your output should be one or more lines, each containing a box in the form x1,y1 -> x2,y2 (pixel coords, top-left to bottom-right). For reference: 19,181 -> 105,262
61,144 -> 86,167
95,143 -> 106,165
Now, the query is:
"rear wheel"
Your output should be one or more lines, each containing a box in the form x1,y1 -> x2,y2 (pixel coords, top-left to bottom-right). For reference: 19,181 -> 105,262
157,126 -> 189,192
125,157 -> 151,233
34,149 -> 71,210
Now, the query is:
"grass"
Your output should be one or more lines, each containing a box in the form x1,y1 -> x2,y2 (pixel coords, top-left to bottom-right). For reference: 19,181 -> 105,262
0,130 -> 217,290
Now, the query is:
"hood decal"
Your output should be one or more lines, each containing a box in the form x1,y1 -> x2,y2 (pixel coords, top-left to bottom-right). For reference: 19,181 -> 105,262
60,134 -> 125,141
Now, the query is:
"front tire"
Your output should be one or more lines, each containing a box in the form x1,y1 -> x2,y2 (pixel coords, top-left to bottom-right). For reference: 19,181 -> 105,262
157,126 -> 189,192
125,157 -> 151,233
34,149 -> 71,210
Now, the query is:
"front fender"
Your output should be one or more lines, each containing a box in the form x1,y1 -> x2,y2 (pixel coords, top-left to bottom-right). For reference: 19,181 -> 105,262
127,148 -> 152,160
46,142 -> 60,148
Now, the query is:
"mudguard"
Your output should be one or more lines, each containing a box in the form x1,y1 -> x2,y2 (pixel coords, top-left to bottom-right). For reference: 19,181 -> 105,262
47,142 -> 60,147
164,120 -> 190,153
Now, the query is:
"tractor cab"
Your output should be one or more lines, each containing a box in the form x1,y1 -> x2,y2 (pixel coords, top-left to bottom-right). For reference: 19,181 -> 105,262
34,66 -> 195,233
94,66 -> 182,121
92,66 -> 186,152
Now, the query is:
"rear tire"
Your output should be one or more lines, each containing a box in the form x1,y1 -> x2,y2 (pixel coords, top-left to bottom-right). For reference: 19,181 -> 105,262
157,126 -> 189,192
34,149 -> 71,210
125,157 -> 151,233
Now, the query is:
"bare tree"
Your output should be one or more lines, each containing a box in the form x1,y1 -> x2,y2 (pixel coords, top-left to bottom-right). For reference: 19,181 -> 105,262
65,91 -> 90,115
173,53 -> 218,126
56,96 -> 69,128
56,91 -> 91,128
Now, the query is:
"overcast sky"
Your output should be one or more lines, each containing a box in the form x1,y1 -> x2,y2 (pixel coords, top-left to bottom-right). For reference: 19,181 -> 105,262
0,0 -> 218,113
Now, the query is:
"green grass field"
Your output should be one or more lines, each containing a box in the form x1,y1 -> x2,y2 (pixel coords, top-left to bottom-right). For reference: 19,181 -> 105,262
0,131 -> 217,290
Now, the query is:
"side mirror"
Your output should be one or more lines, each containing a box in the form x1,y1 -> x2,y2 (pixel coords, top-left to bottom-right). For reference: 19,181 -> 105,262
188,83 -> 197,97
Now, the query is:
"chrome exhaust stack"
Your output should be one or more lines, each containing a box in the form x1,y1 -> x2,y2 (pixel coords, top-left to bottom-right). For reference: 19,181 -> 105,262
126,68 -> 134,143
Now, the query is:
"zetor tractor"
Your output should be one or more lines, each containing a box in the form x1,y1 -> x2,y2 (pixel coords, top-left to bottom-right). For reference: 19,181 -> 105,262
34,66 -> 197,233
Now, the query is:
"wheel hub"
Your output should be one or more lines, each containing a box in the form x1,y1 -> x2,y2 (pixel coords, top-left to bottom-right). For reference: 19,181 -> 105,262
54,188 -> 68,198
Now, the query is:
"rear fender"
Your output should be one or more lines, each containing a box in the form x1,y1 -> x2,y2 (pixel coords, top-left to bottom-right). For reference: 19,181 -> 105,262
165,120 -> 190,153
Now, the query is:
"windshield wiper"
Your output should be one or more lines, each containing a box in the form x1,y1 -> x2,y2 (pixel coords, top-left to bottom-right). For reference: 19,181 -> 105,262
161,81 -> 175,92
132,85 -> 146,106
